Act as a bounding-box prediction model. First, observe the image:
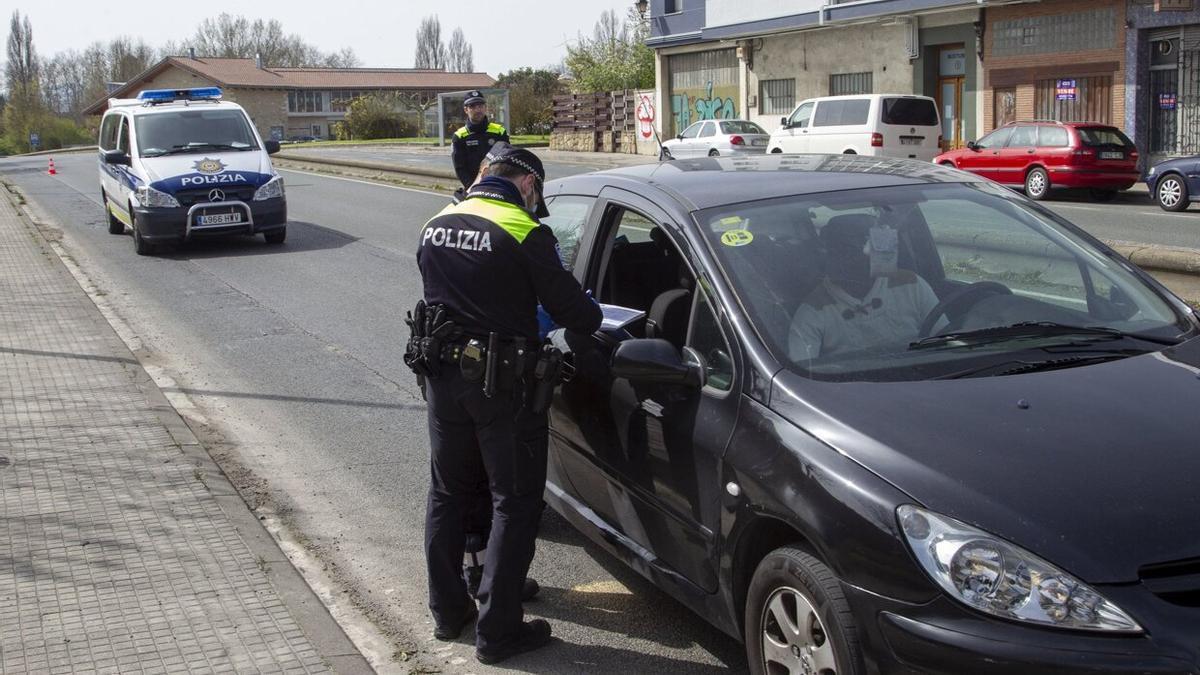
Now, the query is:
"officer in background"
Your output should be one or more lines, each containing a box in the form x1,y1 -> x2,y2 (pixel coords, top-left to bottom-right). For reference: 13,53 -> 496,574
451,90 -> 510,191
410,145 -> 601,664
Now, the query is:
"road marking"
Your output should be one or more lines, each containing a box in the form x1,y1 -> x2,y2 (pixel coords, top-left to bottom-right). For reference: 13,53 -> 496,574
277,168 -> 447,198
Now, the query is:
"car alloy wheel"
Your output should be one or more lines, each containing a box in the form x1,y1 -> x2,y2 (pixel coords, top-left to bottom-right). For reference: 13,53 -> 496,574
745,547 -> 863,675
1025,167 -> 1050,200
1157,176 -> 1189,212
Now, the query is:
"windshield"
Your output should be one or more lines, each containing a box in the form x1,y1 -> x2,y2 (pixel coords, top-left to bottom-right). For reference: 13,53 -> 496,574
697,182 -> 1193,382
135,109 -> 259,157
720,121 -> 767,135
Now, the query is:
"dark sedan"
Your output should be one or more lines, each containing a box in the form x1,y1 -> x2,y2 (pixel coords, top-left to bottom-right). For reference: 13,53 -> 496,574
1147,155 -> 1200,212
537,154 -> 1200,674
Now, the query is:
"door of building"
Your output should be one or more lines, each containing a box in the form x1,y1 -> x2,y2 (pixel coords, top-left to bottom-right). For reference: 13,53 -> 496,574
936,45 -> 967,151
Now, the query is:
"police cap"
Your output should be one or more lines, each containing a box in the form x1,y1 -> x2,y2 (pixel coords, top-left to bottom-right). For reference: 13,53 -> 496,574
464,90 -> 486,106
485,144 -> 549,218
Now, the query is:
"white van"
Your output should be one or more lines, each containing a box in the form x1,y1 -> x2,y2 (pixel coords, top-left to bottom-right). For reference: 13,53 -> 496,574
766,94 -> 942,162
98,87 -> 286,255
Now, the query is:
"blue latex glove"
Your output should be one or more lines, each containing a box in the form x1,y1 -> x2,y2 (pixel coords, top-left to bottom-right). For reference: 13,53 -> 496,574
536,304 -> 557,341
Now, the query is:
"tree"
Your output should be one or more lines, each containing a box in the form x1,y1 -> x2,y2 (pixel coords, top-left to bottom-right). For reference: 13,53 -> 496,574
496,68 -> 565,135
6,11 -> 38,101
414,16 -> 446,70
178,14 -> 360,68
446,28 -> 473,73
564,8 -> 654,93
343,93 -> 416,139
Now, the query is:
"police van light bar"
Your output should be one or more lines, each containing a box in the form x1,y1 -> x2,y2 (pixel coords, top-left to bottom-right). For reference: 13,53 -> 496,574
136,87 -> 223,102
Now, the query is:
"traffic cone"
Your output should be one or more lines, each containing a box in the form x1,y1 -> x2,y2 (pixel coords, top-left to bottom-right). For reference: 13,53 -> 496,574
47,157 -> 56,175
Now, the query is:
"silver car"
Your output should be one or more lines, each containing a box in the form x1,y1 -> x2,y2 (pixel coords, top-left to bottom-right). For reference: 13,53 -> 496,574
659,119 -> 770,160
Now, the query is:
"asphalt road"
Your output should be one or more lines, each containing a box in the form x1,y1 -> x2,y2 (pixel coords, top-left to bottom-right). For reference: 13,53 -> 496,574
0,152 -> 745,674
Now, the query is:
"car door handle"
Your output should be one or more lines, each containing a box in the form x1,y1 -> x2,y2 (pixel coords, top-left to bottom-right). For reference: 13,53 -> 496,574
1027,149 -> 1035,154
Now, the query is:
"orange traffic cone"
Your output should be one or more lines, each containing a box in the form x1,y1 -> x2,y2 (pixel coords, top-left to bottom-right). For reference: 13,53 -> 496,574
47,157 -> 57,175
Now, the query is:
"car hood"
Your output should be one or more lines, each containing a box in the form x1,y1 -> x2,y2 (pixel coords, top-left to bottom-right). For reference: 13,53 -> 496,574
139,151 -> 274,194
769,338 -> 1200,583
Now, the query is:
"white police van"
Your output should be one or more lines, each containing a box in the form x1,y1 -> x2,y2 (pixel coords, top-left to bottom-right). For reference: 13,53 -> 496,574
98,87 -> 286,255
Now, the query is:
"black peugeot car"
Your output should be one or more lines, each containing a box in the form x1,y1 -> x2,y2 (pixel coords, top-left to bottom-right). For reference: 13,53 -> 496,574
535,154 -> 1200,674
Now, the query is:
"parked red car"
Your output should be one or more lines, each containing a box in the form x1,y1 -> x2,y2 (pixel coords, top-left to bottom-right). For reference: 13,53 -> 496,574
934,121 -> 1140,201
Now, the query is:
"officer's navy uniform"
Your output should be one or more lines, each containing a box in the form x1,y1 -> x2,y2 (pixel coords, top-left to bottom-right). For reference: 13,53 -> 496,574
417,170 -> 601,655
451,115 -> 509,189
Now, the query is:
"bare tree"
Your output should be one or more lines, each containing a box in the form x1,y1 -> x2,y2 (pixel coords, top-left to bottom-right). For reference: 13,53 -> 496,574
446,28 -> 473,73
414,16 -> 446,70
6,11 -> 39,101
179,13 -> 359,68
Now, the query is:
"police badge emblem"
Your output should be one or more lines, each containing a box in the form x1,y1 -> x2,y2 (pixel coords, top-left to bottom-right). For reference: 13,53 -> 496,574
193,158 -> 226,175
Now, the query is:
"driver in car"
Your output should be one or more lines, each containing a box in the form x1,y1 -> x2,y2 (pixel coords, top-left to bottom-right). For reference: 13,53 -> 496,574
789,214 -> 941,361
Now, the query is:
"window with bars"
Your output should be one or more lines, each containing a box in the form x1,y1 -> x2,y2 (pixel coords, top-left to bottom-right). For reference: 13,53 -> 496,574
830,72 -> 873,96
759,79 -> 795,115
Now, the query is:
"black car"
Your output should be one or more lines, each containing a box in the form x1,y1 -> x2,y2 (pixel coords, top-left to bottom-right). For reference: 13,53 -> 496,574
537,154 -> 1200,674
1147,155 -> 1200,212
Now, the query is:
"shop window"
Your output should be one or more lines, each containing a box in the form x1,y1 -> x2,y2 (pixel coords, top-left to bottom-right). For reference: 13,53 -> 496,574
1034,76 -> 1112,125
830,72 -> 873,96
759,79 -> 795,115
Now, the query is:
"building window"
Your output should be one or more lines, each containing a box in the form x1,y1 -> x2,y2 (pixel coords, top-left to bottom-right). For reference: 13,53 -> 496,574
759,79 -> 795,115
664,0 -> 678,13
1034,76 -> 1112,125
992,8 -> 1115,57
830,72 -> 873,96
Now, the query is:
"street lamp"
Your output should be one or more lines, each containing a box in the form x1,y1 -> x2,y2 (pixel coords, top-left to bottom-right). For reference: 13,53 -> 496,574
635,0 -> 649,21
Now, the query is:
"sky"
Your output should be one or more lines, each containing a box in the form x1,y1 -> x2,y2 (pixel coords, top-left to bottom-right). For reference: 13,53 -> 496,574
19,0 -> 640,76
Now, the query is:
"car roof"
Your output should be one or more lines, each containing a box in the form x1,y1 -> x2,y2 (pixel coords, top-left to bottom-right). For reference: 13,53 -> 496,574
1003,120 -> 1115,128
107,100 -> 244,117
546,154 -> 976,212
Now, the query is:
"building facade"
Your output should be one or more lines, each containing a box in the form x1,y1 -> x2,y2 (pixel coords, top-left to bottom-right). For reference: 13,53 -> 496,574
646,0 -> 984,150
83,57 -> 495,141
1125,0 -> 1200,162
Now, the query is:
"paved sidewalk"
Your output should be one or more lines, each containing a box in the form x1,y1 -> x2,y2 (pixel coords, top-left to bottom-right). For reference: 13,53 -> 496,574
0,190 -> 371,673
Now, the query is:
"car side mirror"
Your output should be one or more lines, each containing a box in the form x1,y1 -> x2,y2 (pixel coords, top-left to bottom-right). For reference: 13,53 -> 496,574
265,139 -> 281,154
101,149 -> 131,166
780,116 -> 790,129
676,134 -> 684,140
966,141 -> 979,151
611,339 -> 704,387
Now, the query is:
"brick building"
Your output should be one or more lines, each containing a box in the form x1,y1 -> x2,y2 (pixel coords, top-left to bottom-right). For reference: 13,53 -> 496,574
82,57 -> 495,141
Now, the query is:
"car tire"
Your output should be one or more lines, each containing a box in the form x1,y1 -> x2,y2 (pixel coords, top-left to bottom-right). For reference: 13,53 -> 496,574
1025,167 -> 1050,200
102,191 -> 124,234
940,161 -> 955,168
745,546 -> 864,675
709,149 -> 720,157
264,228 -> 286,245
1156,175 -> 1189,212
1090,189 -> 1118,202
659,147 -> 673,161
770,148 -> 783,154
131,209 -> 155,256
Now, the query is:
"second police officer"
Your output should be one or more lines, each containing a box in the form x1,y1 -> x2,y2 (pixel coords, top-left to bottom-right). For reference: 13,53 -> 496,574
451,90 -> 510,191
407,144 -> 601,663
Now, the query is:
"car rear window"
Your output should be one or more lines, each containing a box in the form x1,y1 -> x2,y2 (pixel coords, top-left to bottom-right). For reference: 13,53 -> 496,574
1077,127 -> 1134,148
814,99 -> 871,127
1038,127 -> 1070,147
881,98 -> 938,126
720,120 -> 767,135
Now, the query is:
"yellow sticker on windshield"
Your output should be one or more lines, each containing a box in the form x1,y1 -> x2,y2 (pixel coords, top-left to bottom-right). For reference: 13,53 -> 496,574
721,229 -> 754,247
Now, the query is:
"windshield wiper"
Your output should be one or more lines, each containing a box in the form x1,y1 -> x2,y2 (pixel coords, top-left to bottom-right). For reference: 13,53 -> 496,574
168,142 -> 253,152
935,352 -> 1136,379
910,321 -> 1179,351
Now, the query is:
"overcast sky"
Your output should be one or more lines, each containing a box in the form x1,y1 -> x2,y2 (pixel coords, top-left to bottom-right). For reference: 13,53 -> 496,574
20,1 -> 640,76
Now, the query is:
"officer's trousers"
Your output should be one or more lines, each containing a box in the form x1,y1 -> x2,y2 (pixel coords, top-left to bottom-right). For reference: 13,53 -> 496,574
424,367 -> 547,650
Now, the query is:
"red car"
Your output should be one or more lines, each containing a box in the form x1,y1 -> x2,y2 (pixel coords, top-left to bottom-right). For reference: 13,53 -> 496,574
934,121 -> 1140,201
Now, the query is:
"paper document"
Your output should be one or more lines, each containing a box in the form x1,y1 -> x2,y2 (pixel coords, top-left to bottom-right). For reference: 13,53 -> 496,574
599,304 -> 646,331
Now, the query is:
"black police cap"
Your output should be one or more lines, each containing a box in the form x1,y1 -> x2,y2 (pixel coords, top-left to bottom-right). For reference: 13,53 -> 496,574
485,143 -> 549,218
464,90 -> 485,106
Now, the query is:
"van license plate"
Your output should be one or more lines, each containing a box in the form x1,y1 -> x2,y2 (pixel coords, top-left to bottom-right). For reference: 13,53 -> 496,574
197,213 -> 242,226
1100,151 -> 1124,160
900,136 -> 923,145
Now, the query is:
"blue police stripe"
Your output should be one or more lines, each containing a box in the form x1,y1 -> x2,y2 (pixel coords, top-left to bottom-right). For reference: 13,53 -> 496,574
149,171 -> 273,195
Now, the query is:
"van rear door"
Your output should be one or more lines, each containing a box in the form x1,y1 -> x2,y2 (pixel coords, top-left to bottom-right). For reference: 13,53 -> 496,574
879,97 -> 941,162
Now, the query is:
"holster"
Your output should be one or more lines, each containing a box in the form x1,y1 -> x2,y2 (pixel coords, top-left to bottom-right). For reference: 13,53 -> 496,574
403,300 -> 459,381
528,344 -> 564,414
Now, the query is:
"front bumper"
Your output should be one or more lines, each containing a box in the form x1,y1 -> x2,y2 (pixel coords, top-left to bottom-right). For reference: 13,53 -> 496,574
132,197 -> 287,242
1047,167 -> 1140,190
842,583 -> 1199,674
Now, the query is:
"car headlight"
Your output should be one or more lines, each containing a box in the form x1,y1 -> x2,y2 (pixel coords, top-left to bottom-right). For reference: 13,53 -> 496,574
135,185 -> 180,208
253,176 -> 284,201
898,505 -> 1141,633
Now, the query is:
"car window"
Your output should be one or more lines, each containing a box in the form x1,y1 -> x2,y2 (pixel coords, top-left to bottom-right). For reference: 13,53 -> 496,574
1006,126 -> 1038,148
135,109 -> 259,157
680,122 -> 703,139
881,98 -> 938,126
117,118 -> 131,153
540,195 -> 595,271
789,102 -> 815,129
721,121 -> 766,135
99,115 -> 121,151
699,122 -> 716,138
814,99 -> 870,127
1038,127 -> 1070,147
695,182 -> 1186,382
1077,127 -> 1135,148
688,291 -> 734,392
975,127 -> 1013,149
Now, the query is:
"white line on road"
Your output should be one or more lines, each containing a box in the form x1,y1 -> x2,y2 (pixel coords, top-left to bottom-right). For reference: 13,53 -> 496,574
277,168 -> 447,199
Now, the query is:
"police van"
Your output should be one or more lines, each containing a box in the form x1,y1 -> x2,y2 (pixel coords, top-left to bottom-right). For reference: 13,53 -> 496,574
97,87 -> 287,255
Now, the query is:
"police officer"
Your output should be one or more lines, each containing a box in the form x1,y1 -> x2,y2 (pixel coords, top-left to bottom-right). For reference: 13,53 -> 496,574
451,90 -> 510,190
414,145 -> 601,664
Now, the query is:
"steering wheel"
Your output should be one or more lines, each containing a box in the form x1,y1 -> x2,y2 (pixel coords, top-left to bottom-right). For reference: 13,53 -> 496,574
918,281 -> 1012,338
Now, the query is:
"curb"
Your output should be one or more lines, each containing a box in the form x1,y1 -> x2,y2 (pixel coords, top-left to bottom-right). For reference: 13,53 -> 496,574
10,145 -> 97,157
